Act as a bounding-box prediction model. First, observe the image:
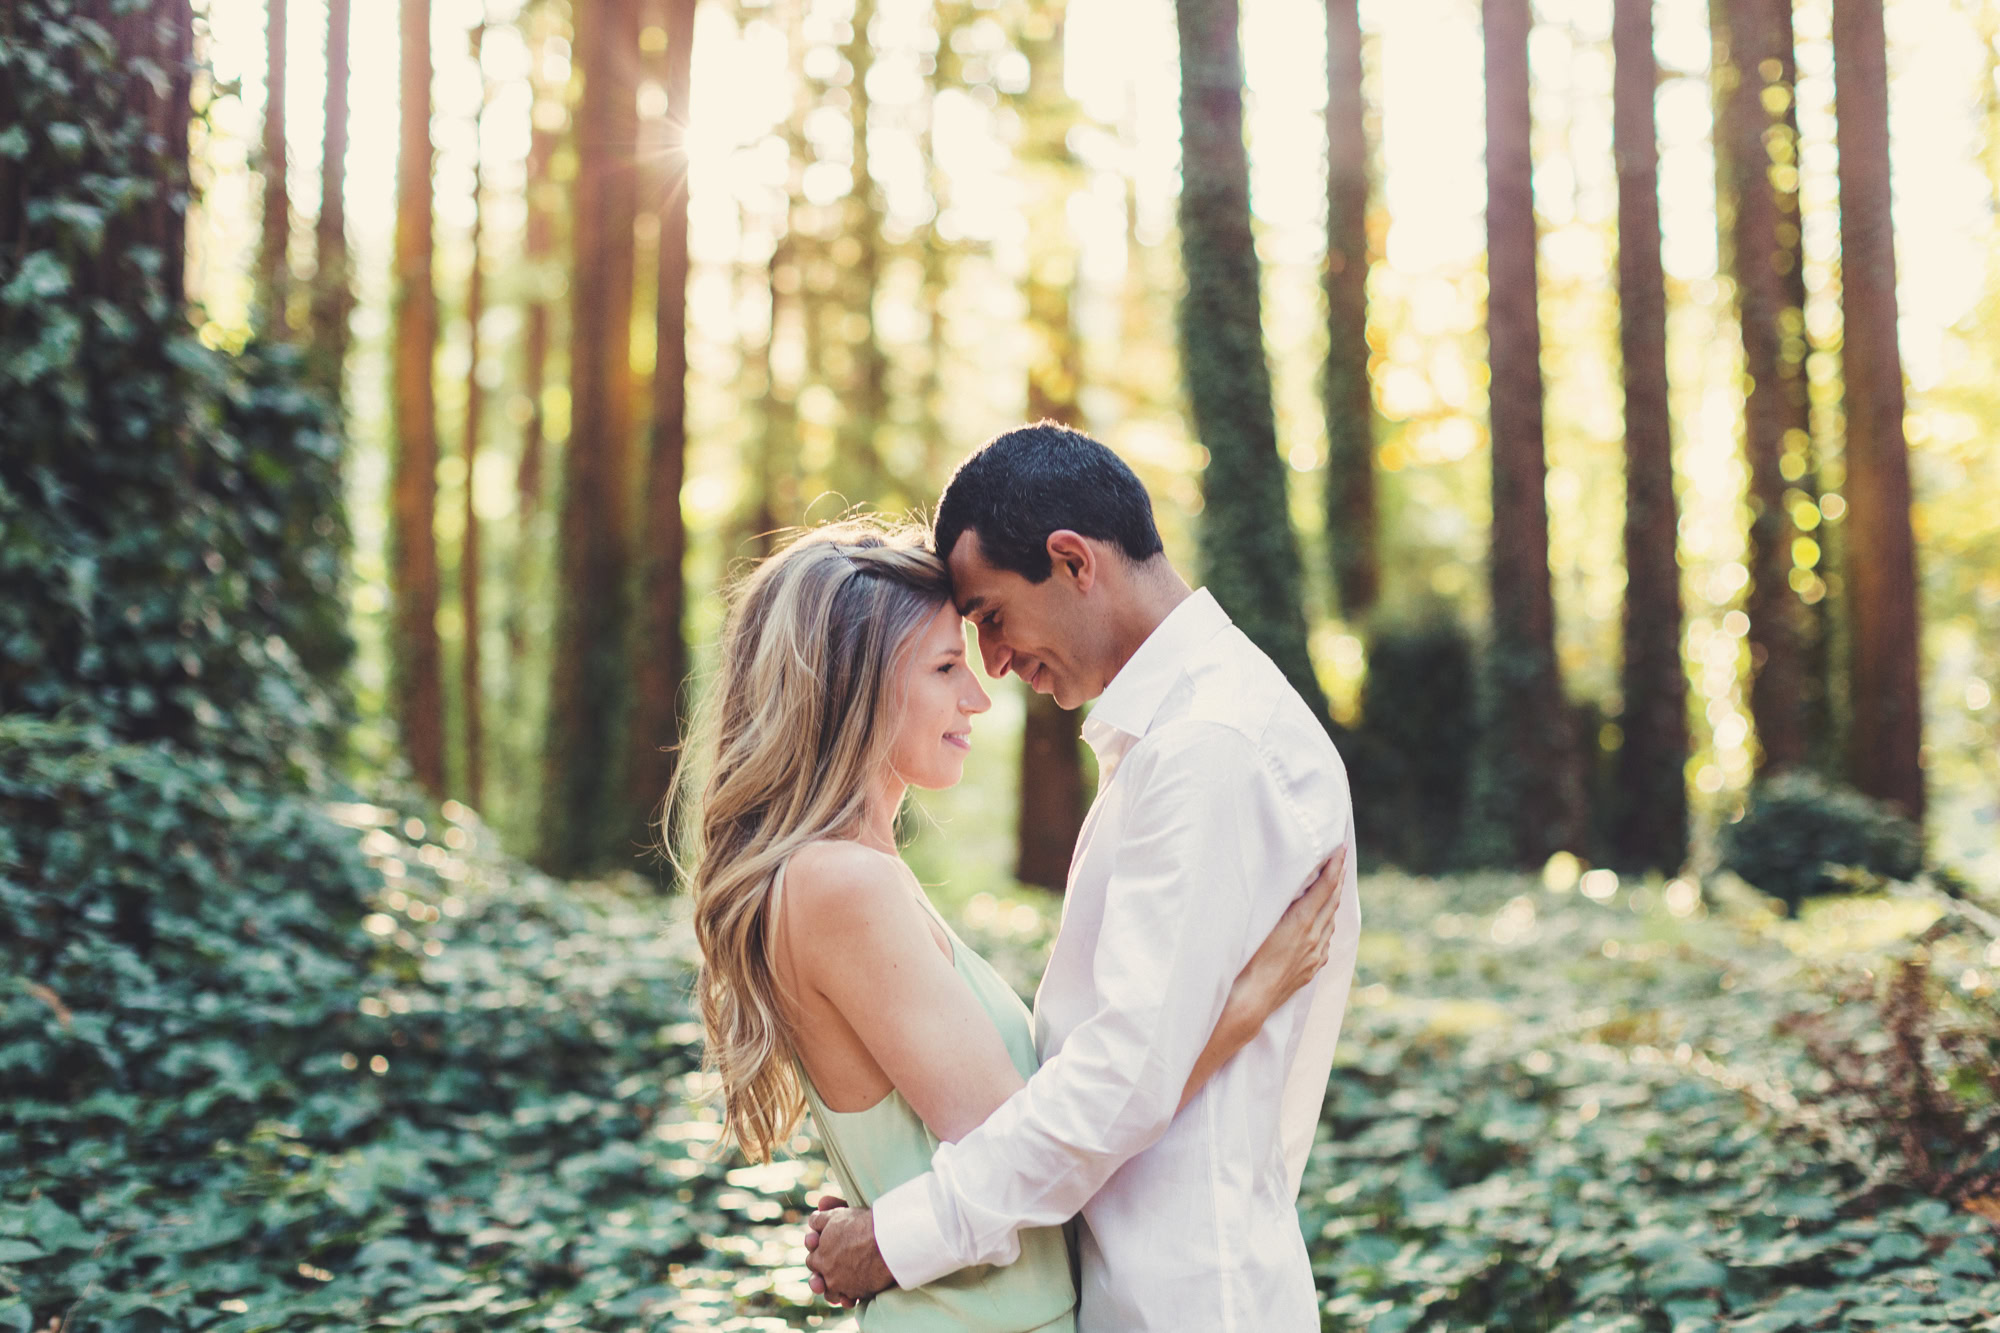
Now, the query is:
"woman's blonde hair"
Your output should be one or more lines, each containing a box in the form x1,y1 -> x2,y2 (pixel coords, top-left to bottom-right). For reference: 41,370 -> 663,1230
668,518 -> 953,1161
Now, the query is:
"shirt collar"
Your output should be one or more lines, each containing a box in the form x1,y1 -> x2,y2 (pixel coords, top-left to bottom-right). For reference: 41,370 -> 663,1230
1082,587 -> 1230,750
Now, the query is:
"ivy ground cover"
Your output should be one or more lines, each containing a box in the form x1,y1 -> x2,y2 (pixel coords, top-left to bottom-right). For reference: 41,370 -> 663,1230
4,776 -> 1994,1330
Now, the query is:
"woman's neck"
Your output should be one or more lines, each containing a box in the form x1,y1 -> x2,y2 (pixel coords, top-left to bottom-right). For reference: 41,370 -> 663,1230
859,773 -> 906,854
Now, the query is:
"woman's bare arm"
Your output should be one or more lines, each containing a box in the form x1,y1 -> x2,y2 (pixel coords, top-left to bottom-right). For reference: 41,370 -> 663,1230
789,844 -> 1026,1143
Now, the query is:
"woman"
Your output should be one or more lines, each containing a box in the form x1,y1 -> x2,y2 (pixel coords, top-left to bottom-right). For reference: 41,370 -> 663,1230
676,521 -> 1342,1330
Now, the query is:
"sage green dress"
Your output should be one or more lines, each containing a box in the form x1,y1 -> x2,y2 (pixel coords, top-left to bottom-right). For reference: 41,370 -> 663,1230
793,883 -> 1078,1333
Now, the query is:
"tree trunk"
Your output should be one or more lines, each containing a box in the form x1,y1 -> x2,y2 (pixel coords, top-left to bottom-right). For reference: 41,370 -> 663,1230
1830,0 -> 1924,822
258,0 -> 290,334
629,0 -> 695,859
1714,0 -> 1810,771
1770,0 -> 1842,777
1612,0 -> 1688,873
506,36 -> 558,697
1323,0 -> 1378,623
460,20 -> 488,812
392,0 -> 445,798
1481,0 -> 1582,863
309,0 -> 352,404
837,0 -> 893,504
1174,0 -> 1333,728
540,0 -> 639,874
1015,0 -> 1089,892
2,0 -> 194,356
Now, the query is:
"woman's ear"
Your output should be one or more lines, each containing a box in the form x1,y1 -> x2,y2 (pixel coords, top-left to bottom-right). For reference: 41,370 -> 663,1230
1045,529 -> 1095,591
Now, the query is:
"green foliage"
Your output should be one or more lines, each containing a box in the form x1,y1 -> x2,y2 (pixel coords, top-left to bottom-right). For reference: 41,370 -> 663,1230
0,712 -> 731,1330
1351,618 -> 1478,873
1299,872 -> 2000,1332
1,0 -> 352,770
1782,943 -> 2000,1211
1721,772 -> 1926,916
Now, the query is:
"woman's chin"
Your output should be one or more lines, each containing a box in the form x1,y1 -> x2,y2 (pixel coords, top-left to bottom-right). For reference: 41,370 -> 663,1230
910,757 -> 970,791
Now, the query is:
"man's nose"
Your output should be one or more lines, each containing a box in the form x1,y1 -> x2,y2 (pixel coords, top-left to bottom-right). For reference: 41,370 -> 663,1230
976,625 -> 1011,679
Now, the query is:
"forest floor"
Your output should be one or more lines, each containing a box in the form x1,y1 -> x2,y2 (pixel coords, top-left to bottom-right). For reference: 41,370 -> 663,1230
659,856 -> 1999,1331
8,778 -> 1995,1332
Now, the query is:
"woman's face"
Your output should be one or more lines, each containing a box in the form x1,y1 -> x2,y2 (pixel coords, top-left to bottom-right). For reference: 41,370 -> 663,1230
888,601 -> 992,790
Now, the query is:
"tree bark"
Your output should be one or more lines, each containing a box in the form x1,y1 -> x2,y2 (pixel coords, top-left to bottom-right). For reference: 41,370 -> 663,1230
309,0 -> 352,405
258,0 -> 290,334
2,0 -> 194,359
1830,0 -> 1924,822
391,0 -> 445,798
1015,0 -> 1089,892
1323,0 -> 1379,622
1714,0 -> 1812,771
1482,0 -> 1583,863
837,0 -> 894,504
1612,0 -> 1688,873
629,0 -> 695,858
460,20 -> 488,811
540,0 -> 639,874
1174,0 -> 1333,728
1770,0 -> 1842,776
506,36 -> 558,697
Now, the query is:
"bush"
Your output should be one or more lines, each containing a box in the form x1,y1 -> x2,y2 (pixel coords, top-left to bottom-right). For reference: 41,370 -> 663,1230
1350,617 -> 1479,874
1721,771 -> 1926,915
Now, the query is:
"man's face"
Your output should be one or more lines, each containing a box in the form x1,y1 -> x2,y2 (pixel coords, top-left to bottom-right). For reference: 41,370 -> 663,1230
945,529 -> 1098,710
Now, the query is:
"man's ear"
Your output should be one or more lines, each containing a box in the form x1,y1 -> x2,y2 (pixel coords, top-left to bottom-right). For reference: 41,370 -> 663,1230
1045,530 -> 1095,591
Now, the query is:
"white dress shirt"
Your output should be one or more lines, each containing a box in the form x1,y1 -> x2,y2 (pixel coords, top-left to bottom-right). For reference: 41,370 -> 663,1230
872,588 -> 1361,1332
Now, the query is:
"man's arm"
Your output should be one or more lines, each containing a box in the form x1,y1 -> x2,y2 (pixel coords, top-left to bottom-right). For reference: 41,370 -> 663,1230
865,723 -> 1328,1290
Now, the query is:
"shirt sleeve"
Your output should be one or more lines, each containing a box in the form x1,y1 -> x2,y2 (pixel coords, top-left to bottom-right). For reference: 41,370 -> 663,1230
872,722 -> 1321,1288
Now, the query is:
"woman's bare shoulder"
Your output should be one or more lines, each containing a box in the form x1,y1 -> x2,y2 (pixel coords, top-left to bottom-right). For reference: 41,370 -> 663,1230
781,839 -> 910,927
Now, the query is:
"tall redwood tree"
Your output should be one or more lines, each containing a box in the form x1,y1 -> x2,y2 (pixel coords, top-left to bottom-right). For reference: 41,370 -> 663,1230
1481,0 -> 1582,863
309,0 -> 352,403
1715,0 -> 1812,771
541,0 -> 640,873
1830,0 -> 1924,821
1174,0 -> 1332,728
629,0 -> 696,856
391,0 -> 445,797
1015,0 -> 1090,891
459,19 -> 489,810
1613,0 -> 1688,872
258,0 -> 290,333
1323,0 -> 1379,622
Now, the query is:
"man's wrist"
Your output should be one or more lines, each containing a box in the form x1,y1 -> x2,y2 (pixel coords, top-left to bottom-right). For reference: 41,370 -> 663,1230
873,1174 -> 958,1289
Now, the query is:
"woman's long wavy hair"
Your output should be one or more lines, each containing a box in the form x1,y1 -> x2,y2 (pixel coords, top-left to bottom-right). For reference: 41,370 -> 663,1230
668,519 -> 953,1162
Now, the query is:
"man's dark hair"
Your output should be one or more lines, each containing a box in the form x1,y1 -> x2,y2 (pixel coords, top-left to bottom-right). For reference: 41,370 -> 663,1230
932,421 -> 1165,582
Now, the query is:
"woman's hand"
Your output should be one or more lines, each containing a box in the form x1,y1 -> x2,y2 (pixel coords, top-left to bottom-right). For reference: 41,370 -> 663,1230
1178,843 -> 1348,1113
1235,844 -> 1347,1014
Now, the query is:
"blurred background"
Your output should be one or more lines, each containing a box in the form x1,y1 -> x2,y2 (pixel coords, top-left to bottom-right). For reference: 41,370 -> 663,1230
5,0 -> 1999,1326
175,0 -> 1996,887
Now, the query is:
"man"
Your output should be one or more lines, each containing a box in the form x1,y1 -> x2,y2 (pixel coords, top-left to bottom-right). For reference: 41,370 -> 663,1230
806,422 -> 1361,1331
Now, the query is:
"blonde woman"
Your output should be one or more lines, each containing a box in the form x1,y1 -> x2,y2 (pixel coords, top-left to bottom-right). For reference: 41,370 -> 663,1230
678,520 -> 1343,1332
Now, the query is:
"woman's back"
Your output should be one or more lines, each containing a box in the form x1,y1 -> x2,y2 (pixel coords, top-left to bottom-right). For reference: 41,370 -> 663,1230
772,849 -> 1076,1333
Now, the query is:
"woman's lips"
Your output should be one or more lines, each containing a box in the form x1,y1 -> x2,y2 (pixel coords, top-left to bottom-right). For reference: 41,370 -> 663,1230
944,732 -> 971,752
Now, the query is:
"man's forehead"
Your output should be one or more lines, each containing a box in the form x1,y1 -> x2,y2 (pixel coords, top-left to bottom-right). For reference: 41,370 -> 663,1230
943,529 -> 996,616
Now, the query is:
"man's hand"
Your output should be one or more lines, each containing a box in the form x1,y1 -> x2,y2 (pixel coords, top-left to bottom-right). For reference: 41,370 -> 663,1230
802,1195 -> 895,1307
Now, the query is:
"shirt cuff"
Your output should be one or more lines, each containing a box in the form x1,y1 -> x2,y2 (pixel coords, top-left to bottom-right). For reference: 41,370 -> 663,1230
872,1171 -> 959,1290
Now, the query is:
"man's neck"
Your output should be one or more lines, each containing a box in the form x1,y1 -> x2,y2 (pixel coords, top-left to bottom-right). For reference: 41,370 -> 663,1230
1102,561 -> 1194,683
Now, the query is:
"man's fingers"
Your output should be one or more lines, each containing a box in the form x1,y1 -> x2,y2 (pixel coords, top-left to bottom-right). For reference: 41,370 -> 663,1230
815,1194 -> 847,1211
804,1228 -> 819,1251
807,1209 -> 833,1233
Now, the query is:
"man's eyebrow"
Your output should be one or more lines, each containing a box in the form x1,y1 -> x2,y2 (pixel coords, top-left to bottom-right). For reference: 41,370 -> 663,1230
956,593 -> 987,618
